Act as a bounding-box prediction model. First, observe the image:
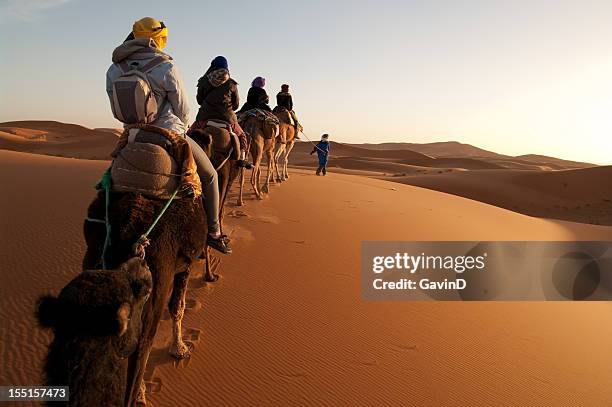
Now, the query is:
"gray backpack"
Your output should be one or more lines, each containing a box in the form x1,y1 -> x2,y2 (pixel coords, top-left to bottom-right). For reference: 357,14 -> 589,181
111,56 -> 167,124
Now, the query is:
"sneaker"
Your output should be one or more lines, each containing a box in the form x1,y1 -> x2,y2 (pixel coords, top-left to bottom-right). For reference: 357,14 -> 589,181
237,160 -> 253,169
208,234 -> 232,255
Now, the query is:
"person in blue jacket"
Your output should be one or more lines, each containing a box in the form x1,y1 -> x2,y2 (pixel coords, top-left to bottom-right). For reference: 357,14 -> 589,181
310,134 -> 330,175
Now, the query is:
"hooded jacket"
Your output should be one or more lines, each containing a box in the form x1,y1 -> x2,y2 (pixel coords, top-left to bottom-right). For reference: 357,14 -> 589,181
239,86 -> 271,113
195,67 -> 240,124
106,38 -> 190,134
276,91 -> 293,111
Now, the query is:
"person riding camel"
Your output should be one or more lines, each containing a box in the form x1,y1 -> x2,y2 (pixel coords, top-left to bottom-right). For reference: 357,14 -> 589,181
310,134 -> 331,176
276,84 -> 300,138
239,76 -> 272,113
106,17 -> 232,254
194,56 -> 251,168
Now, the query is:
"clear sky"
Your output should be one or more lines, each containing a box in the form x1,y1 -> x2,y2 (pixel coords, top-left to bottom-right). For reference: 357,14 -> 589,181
1,0 -> 611,164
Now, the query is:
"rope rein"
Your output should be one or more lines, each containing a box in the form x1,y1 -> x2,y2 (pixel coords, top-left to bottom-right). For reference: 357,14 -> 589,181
299,130 -> 328,154
87,167 -> 183,267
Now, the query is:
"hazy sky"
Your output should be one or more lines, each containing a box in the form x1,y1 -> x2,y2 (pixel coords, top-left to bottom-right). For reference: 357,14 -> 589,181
1,0 -> 611,164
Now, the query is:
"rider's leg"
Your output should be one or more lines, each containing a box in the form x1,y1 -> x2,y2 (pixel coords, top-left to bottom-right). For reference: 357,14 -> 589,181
185,135 -> 232,254
185,136 -> 220,235
290,110 -> 300,138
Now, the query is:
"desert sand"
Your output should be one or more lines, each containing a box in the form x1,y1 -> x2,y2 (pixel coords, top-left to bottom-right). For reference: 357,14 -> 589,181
0,121 -> 118,160
290,140 -> 612,225
2,147 -> 612,406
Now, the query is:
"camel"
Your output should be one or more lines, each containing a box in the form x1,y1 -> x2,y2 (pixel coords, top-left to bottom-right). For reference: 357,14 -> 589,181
273,107 -> 301,182
237,115 -> 278,205
82,133 -> 211,406
36,257 -> 152,407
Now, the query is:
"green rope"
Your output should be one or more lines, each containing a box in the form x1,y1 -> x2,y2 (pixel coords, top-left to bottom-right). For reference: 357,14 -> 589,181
145,187 -> 179,238
94,167 -> 186,266
131,186 -> 182,259
94,168 -> 113,269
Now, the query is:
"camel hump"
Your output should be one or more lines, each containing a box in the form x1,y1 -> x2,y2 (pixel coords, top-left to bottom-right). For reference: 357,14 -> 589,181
195,125 -> 240,161
273,106 -> 294,126
111,141 -> 181,199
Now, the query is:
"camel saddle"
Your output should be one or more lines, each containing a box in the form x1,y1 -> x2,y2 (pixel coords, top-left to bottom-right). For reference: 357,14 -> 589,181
189,120 -> 241,161
238,109 -> 279,141
272,106 -> 294,126
238,108 -> 280,127
110,126 -> 202,199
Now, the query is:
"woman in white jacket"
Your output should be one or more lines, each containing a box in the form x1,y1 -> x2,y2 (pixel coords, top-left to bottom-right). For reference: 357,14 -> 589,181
106,17 -> 231,254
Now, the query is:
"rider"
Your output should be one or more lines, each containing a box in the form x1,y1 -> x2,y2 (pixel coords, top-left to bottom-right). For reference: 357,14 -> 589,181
239,76 -> 272,113
310,134 -> 330,176
195,56 -> 251,168
106,17 -> 231,254
276,84 -> 300,138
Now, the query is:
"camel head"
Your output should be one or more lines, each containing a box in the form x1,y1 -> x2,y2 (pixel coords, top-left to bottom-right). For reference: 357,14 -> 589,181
36,257 -> 152,353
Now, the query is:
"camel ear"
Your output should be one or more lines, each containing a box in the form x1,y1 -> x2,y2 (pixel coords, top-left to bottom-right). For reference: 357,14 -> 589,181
36,296 -> 60,328
116,303 -> 131,336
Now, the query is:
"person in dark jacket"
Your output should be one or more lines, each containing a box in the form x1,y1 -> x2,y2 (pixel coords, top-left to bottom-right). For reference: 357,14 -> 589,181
276,83 -> 300,138
276,84 -> 293,110
196,56 -> 239,123
193,56 -> 251,169
310,134 -> 330,176
239,76 -> 272,113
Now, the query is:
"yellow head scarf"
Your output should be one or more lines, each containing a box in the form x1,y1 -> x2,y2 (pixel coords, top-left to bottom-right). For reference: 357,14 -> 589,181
132,17 -> 168,50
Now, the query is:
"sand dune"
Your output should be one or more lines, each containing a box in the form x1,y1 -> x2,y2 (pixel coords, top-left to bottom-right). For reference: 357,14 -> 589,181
356,140 -> 507,159
384,166 -> 612,226
0,120 -> 118,160
2,149 -> 612,406
291,140 -> 592,173
351,141 -> 595,168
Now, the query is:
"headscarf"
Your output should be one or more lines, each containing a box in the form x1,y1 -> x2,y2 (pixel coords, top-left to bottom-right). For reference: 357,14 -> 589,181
207,68 -> 230,87
252,76 -> 266,88
132,17 -> 168,50
210,56 -> 229,70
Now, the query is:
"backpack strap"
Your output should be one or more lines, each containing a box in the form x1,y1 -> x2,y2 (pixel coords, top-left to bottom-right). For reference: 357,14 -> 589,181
118,60 -> 131,73
139,56 -> 169,73
117,56 -> 168,74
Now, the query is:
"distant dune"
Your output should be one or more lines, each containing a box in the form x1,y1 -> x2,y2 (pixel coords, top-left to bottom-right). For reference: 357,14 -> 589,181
1,121 -> 607,226
355,140 -> 507,159
0,120 -> 118,160
291,140 -> 594,171
384,167 -> 612,225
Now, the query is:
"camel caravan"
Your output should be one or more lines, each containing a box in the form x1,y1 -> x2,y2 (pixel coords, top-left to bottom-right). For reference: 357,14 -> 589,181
35,17 -> 305,407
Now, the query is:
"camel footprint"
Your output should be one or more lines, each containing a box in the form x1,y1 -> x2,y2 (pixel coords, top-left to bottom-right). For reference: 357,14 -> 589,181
182,327 -> 202,343
185,298 -> 202,313
145,377 -> 163,395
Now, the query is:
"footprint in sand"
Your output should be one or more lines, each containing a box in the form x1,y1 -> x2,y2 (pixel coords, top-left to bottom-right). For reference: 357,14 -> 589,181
391,343 -> 418,352
185,298 -> 202,312
182,327 -> 202,343
145,377 -> 163,394
228,209 -> 249,218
